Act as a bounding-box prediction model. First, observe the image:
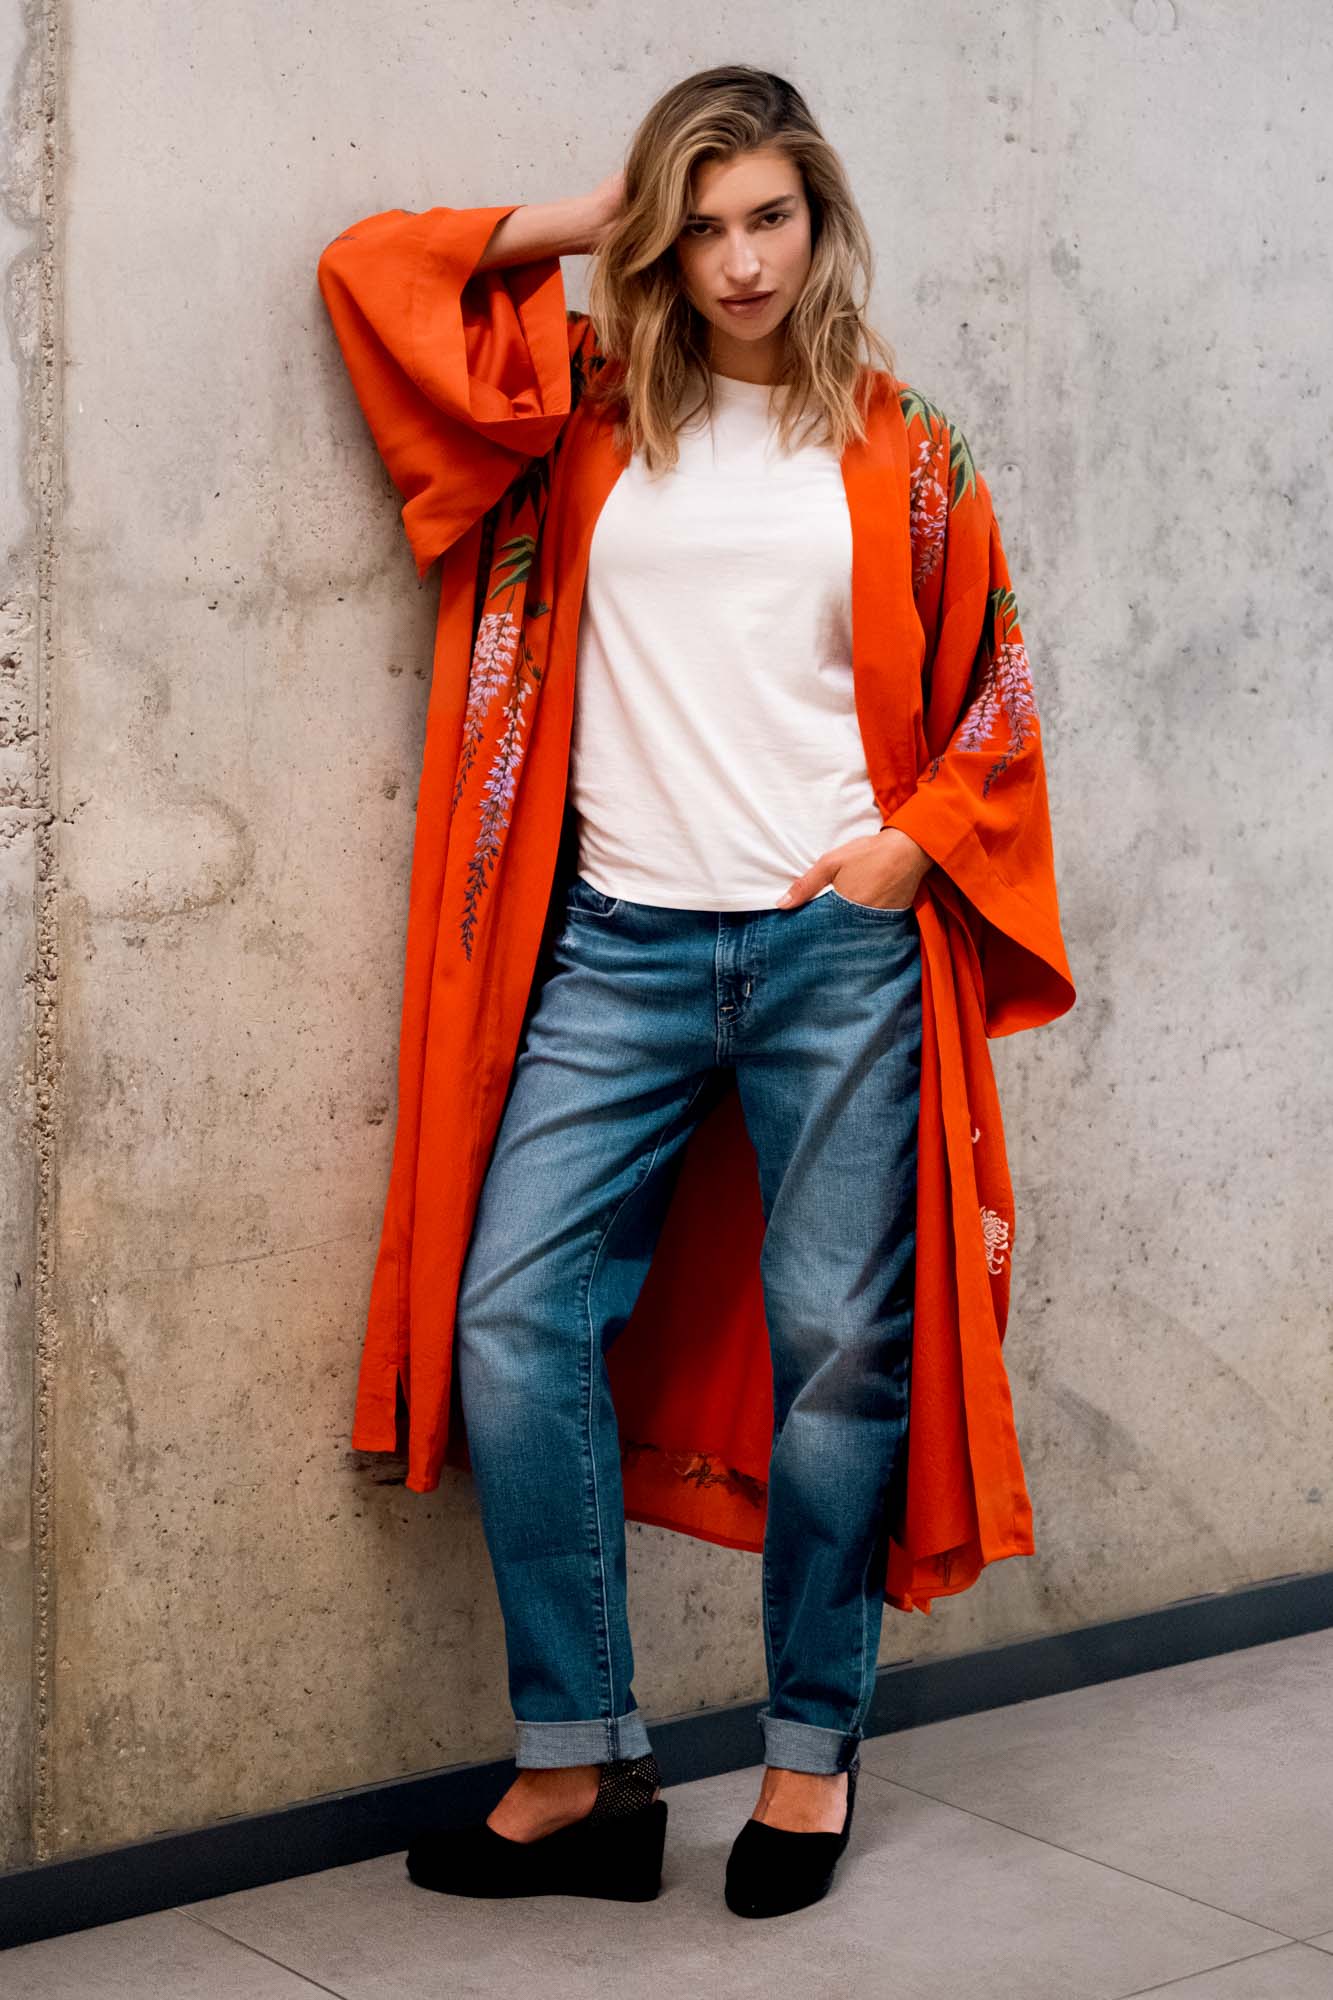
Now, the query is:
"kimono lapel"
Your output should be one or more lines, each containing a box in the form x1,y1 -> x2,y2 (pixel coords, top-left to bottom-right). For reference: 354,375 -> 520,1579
839,376 -> 928,822
550,395 -> 631,596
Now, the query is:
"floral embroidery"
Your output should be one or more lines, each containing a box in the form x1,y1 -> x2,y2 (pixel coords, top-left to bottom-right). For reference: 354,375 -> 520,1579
980,1204 -> 1011,1276
453,609 -> 519,805
907,431 -> 948,592
451,312 -> 607,957
899,386 -> 979,596
900,388 -> 950,596
922,584 -> 1039,799
898,385 -> 977,504
899,389 -> 1041,801
455,526 -> 549,957
953,587 -> 1038,795
451,358 -> 1024,954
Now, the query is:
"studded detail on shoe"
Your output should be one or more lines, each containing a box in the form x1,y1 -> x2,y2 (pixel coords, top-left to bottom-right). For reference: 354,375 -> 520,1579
587,1750 -> 662,1822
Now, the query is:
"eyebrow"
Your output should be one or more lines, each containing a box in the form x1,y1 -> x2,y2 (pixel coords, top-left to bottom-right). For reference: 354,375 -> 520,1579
683,194 -> 797,222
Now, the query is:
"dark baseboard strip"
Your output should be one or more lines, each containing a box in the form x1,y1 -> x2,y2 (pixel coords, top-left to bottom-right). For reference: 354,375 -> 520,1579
3,1566 -> 1330,1952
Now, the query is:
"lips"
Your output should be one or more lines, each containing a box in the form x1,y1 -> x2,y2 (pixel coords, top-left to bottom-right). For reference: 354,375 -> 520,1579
720,292 -> 773,305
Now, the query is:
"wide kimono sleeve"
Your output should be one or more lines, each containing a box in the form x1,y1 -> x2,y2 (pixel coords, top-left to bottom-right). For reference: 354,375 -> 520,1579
885,391 -> 1077,1037
315,203 -> 581,581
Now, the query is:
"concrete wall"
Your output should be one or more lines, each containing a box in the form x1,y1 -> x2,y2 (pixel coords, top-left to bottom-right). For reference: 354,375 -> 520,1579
3,0 -> 1329,1866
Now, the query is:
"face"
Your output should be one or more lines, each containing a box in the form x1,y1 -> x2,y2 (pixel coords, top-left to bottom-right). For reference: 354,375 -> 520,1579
673,145 -> 813,381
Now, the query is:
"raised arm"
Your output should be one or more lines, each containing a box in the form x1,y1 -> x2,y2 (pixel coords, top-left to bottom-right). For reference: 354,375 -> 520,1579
473,177 -> 622,269
315,184 -> 619,579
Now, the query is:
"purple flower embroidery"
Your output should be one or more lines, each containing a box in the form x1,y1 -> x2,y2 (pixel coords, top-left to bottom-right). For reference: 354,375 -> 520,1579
924,586 -> 1039,798
453,610 -> 519,810
461,671 -> 537,960
453,523 -> 548,958
953,588 -> 1038,795
908,433 -> 948,593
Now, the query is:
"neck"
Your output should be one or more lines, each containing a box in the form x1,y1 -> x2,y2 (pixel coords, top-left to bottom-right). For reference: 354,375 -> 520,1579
704,327 -> 786,386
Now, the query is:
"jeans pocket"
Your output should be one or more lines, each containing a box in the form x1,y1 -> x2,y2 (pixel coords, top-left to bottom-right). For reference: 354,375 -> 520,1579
565,874 -> 623,919
825,885 -> 914,918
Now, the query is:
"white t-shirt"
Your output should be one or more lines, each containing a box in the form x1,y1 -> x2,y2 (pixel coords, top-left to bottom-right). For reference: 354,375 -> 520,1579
568,366 -> 884,910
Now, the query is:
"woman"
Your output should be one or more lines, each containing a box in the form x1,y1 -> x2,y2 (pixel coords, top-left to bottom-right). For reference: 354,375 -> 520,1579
317,65 -> 1075,1918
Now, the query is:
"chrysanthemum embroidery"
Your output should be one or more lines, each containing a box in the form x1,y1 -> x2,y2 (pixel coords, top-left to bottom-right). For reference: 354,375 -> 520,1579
980,1204 -> 1011,1277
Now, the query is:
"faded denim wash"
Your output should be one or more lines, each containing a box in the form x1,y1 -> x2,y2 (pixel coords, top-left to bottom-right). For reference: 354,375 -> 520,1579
453,871 -> 922,1776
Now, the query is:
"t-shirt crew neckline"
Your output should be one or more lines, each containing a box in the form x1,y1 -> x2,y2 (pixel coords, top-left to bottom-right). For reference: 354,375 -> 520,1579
705,367 -> 785,396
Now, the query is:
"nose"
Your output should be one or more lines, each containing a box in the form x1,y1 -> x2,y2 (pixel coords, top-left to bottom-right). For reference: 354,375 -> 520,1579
721,232 -> 763,285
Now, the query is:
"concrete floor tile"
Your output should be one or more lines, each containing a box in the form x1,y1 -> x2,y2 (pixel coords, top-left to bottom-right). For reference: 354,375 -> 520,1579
1113,1942 -> 1333,1997
176,1764 -> 1285,2000
861,1627 -> 1333,1936
0,1906 -> 329,2000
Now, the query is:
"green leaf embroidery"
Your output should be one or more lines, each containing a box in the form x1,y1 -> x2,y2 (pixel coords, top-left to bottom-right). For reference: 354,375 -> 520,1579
488,532 -> 537,597
948,425 -> 978,510
897,385 -> 977,510
897,385 -> 948,443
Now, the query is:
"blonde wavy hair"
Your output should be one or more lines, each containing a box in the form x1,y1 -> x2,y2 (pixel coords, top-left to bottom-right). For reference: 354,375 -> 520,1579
582,65 -> 897,472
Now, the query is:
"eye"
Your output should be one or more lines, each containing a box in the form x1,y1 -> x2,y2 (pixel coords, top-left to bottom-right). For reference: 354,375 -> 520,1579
681,210 -> 792,238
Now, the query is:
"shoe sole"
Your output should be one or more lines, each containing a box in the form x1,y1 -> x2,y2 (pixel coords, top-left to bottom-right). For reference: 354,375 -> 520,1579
406,1796 -> 668,1901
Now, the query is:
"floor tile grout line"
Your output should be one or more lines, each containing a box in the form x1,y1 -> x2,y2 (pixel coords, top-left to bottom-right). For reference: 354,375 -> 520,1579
173,1907 -> 353,1999
1108,1939 -> 1309,2000
853,1767 -> 1304,1942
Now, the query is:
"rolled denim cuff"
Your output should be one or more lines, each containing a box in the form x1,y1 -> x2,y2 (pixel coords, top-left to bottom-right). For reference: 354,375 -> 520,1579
758,1706 -> 862,1774
514,1706 -> 654,1768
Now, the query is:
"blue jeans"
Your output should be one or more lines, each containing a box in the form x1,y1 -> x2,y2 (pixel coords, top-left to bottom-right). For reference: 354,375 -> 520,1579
453,872 -> 922,1777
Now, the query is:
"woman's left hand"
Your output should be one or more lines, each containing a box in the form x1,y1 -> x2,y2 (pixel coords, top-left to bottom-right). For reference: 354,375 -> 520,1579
776,828 -> 933,910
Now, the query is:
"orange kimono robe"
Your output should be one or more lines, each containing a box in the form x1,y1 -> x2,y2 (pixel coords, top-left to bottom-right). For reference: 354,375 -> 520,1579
316,203 -> 1077,1616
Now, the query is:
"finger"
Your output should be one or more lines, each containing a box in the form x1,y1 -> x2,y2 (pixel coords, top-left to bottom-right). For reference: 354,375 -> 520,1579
776,872 -> 824,909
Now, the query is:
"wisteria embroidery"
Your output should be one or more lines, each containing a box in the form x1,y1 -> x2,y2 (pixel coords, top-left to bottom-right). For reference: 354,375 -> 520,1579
898,390 -> 1042,800
907,430 -> 948,593
922,585 -> 1039,798
453,607 -> 519,805
899,386 -> 979,595
956,587 -> 1038,792
451,360 -> 1023,955
452,314 -> 604,957
455,528 -> 548,958
898,386 -> 978,509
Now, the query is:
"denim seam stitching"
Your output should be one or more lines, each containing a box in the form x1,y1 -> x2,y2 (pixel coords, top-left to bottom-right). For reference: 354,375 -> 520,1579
580,1067 -> 717,1731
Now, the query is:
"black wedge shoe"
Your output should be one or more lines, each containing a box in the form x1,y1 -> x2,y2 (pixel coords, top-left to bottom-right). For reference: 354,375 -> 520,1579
724,1750 -> 861,1919
405,1751 -> 667,1902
